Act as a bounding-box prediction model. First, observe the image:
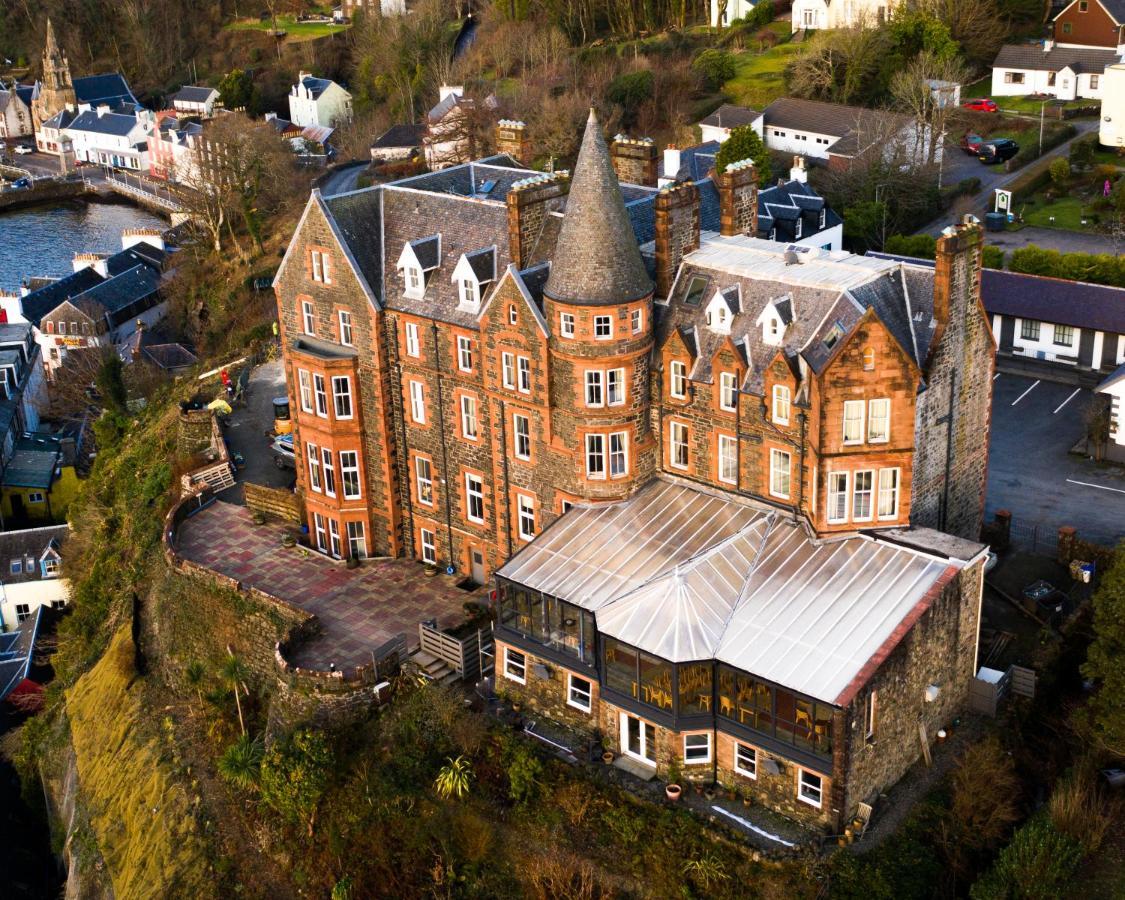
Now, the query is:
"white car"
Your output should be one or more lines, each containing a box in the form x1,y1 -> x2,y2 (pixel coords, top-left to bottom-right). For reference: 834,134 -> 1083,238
13,145 -> 33,155
270,434 -> 295,470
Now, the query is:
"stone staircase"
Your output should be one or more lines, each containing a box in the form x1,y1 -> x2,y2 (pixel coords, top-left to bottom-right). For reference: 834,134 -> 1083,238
405,648 -> 463,686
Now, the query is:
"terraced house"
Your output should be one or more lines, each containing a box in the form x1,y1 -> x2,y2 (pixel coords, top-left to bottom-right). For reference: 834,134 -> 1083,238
273,111 -> 995,832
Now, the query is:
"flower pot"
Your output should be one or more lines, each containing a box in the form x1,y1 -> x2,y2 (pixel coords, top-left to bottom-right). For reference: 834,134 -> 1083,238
346,556 -> 360,569
424,565 -> 438,577
666,784 -> 682,802
602,751 -> 615,765
281,534 -> 295,547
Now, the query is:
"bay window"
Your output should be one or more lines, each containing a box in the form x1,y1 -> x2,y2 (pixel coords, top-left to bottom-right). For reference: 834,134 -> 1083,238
340,450 -> 361,499
322,448 -> 336,497
332,376 -> 352,419
609,431 -> 628,477
586,434 -> 605,478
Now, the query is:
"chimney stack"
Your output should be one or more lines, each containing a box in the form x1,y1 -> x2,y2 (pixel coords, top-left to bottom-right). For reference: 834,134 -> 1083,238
931,214 -> 984,362
789,155 -> 807,184
716,158 -> 758,238
653,181 -> 700,299
662,145 -> 682,183
609,135 -> 658,186
495,119 -> 533,167
505,170 -> 571,270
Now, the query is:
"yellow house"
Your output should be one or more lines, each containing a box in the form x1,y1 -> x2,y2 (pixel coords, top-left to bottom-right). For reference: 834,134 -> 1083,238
0,435 -> 80,525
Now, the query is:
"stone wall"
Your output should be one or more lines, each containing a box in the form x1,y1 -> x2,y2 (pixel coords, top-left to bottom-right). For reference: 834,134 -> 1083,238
716,159 -> 758,238
610,137 -> 658,187
177,407 -> 214,456
653,182 -> 700,299
505,172 -> 570,269
495,640 -> 600,732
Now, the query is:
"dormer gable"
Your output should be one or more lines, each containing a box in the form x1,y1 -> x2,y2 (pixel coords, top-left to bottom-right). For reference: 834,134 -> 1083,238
396,235 -> 441,299
704,285 -> 740,334
756,294 -> 794,346
452,246 -> 497,311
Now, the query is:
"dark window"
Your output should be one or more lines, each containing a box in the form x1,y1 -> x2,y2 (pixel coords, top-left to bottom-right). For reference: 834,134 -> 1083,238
677,663 -> 713,716
717,664 -> 833,757
683,275 -> 709,307
1020,319 -> 1040,341
496,581 -> 594,663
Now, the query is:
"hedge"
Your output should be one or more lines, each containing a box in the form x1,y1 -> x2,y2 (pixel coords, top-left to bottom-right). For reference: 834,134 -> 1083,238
1008,244 -> 1125,286
883,233 -> 1005,270
1004,122 -> 1077,172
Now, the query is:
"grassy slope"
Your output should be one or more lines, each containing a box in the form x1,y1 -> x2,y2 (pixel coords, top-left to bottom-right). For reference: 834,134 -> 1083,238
66,627 -> 219,899
225,16 -> 349,43
723,22 -> 801,110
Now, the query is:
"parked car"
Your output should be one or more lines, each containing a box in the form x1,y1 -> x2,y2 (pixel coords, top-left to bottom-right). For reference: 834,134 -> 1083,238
13,145 -> 33,155
963,98 -> 999,113
978,139 -> 1019,164
270,433 -> 295,470
960,133 -> 985,154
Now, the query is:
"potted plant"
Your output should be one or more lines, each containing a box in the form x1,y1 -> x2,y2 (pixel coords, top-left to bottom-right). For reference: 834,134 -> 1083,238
252,511 -> 266,526
602,750 -> 615,765
666,760 -> 683,802
281,532 -> 296,547
424,563 -> 438,577
346,556 -> 360,570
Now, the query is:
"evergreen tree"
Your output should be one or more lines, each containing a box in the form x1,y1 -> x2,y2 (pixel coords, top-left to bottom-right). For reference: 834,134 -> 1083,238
714,124 -> 771,182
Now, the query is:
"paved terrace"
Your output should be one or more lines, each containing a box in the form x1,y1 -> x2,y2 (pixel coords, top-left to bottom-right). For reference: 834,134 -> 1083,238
176,500 -> 473,671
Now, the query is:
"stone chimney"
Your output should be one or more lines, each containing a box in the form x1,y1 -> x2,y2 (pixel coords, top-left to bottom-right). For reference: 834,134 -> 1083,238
931,214 -> 984,363
610,135 -> 658,186
653,181 -> 700,299
789,155 -> 808,184
505,170 -> 571,270
716,158 -> 758,237
495,119 -> 533,167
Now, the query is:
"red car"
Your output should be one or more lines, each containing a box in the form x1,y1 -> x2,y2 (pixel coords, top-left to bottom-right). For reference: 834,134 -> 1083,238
963,98 -> 999,113
960,132 -> 985,154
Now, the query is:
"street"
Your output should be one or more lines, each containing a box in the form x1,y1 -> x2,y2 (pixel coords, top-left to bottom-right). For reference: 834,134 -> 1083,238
319,161 -> 367,197
986,372 -> 1125,548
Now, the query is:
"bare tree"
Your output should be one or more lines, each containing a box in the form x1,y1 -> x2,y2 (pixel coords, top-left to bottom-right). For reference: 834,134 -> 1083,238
891,51 -> 971,165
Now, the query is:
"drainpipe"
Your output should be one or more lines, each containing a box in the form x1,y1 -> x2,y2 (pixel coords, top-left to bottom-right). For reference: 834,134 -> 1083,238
388,315 -> 414,558
431,323 -> 455,571
498,397 -> 513,558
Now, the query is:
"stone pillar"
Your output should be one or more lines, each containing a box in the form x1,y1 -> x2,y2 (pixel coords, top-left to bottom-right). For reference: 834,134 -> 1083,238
994,509 -> 1011,549
1058,525 -> 1077,565
932,214 -> 984,358
716,158 -> 758,237
495,119 -> 532,167
653,181 -> 700,299
830,707 -> 850,835
610,136 -> 658,186
505,170 -> 570,270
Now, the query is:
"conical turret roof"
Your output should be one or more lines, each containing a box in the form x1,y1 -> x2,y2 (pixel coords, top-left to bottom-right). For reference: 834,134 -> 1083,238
543,109 -> 653,307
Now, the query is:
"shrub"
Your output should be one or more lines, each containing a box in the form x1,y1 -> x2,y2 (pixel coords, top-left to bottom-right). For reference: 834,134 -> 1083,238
507,745 -> 543,804
884,233 -> 936,259
1047,769 -> 1113,854
969,815 -> 1085,900
606,69 -> 654,113
521,846 -> 604,900
942,737 -> 1021,878
982,246 -> 1004,270
1049,157 -> 1071,189
260,729 -> 334,834
1069,136 -> 1096,171
434,754 -> 474,800
714,124 -> 771,180
217,734 -> 264,792
1081,548 -> 1125,756
692,49 -> 736,90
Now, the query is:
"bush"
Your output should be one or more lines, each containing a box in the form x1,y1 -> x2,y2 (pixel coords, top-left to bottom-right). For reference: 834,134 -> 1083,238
260,729 -> 334,834
714,124 -> 771,180
884,233 -> 936,259
982,246 -> 1004,270
606,69 -> 654,113
692,49 -> 736,90
1069,136 -> 1096,171
969,815 -> 1085,900
1006,122 -> 1077,170
1009,244 -> 1125,287
1049,157 -> 1071,189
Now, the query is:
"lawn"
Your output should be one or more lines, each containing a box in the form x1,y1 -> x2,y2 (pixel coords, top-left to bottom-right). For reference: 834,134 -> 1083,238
962,76 -> 1098,116
723,24 -> 805,109
225,15 -> 348,42
1019,194 -> 1092,229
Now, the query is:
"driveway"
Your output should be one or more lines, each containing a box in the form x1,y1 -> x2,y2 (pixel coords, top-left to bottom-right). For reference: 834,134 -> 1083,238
319,161 -> 367,197
980,225 -> 1118,255
223,358 -> 294,501
986,373 -> 1125,548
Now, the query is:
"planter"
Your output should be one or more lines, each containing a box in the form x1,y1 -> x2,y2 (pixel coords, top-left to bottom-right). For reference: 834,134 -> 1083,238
346,556 -> 360,570
666,784 -> 682,802
252,512 -> 266,526
424,565 -> 438,577
281,534 -> 296,547
602,751 -> 615,765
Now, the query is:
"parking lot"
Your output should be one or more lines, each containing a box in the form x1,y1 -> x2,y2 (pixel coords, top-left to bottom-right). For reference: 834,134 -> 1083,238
986,373 -> 1125,548
222,358 -> 294,499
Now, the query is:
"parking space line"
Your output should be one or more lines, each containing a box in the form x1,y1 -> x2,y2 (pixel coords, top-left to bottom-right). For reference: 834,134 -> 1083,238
993,373 -> 1001,381
1011,380 -> 1040,406
1053,388 -> 1081,414
1065,478 -> 1125,495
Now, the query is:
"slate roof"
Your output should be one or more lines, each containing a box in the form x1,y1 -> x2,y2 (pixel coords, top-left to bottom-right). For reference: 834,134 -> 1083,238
3,436 -> 62,490
298,75 -> 336,100
0,606 -> 41,701
0,525 -> 67,585
1099,361 -> 1125,392
0,82 -> 32,113
543,110 -> 654,307
760,98 -> 911,156
74,73 -> 136,108
1095,0 -> 1125,22
79,264 -> 160,318
42,108 -> 77,131
757,179 -> 840,245
372,123 -> 426,149
992,43 -> 1120,74
65,109 -> 142,138
465,247 -> 496,282
171,85 -> 218,105
698,103 -> 759,130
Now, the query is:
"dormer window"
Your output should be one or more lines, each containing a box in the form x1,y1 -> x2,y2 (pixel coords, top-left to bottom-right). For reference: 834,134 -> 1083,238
398,235 -> 441,301
794,218 -> 803,239
705,287 -> 738,335
451,247 -> 495,312
405,265 -> 424,298
458,278 -> 478,308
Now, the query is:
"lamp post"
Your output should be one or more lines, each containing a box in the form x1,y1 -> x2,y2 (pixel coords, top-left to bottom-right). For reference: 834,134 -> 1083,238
1040,100 -> 1046,156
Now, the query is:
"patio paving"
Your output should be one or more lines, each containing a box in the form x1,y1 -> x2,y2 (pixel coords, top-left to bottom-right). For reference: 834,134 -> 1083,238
175,500 -> 477,672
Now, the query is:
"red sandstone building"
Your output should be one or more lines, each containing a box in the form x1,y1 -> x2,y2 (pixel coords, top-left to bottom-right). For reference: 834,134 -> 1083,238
273,112 -> 996,832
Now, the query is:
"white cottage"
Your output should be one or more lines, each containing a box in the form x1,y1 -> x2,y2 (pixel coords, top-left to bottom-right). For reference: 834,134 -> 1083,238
991,42 -> 1119,100
288,72 -> 352,129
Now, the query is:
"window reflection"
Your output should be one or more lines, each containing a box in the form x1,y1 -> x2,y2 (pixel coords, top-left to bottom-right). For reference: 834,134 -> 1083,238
496,580 -> 594,664
717,664 -> 832,756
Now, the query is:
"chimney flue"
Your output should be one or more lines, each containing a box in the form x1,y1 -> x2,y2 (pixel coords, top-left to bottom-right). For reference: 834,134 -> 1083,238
653,181 -> 700,299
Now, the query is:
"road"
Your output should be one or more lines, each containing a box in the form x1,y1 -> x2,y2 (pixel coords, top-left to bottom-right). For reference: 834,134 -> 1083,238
319,161 -> 367,197
223,358 -> 294,501
986,372 -> 1125,548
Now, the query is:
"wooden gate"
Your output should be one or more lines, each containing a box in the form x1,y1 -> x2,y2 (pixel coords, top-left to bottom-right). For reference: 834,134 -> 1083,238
1010,665 -> 1036,699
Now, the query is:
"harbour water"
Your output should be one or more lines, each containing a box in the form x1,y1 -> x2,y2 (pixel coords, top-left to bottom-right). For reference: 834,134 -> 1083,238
0,200 -> 167,291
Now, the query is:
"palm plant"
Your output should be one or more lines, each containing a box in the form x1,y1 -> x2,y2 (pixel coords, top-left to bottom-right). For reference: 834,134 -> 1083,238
217,733 -> 264,791
221,652 -> 250,736
434,755 -> 473,800
184,660 -> 206,713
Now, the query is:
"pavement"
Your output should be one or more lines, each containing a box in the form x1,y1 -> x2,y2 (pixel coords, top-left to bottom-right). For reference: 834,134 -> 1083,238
979,225 -> 1118,255
318,161 -> 368,197
986,372 -> 1125,548
222,357 -> 294,500
176,500 -> 474,672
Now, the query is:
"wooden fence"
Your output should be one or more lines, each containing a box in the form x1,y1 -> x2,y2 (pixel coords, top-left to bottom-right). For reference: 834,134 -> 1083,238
244,482 -> 302,523
418,621 -> 492,682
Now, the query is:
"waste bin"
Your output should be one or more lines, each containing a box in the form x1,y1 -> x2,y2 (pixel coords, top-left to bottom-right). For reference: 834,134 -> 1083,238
984,212 -> 1006,232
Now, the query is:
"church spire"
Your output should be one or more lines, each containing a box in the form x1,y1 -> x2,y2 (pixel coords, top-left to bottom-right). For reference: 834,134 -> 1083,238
543,108 -> 653,307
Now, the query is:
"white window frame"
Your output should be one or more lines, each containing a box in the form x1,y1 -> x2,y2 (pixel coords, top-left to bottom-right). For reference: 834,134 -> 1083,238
458,277 -> 478,308
457,335 -> 473,372
322,447 -> 336,497
864,690 -> 877,741
853,470 -> 874,522
338,309 -> 353,346
560,312 -> 575,338
460,394 -> 479,441
405,321 -> 420,357
465,472 -> 485,523
307,441 -> 321,492
409,380 -> 426,424
607,368 -> 625,406
420,527 -> 437,564
567,673 -> 593,712
508,304 -> 518,325
878,468 -> 900,520
683,733 -> 712,765
517,493 -> 536,541
842,399 -> 865,444
867,398 -> 890,443
798,770 -> 823,808
504,646 -> 527,684
720,372 -> 737,412
772,384 -> 791,425
609,431 -> 628,478
669,360 -> 687,399
769,448 -> 791,499
302,300 -> 316,335
416,456 -> 433,506
513,413 -> 531,460
827,471 -> 849,524
502,351 -> 516,390
586,433 -> 606,479
585,370 -> 604,407
734,743 -> 757,779
332,376 -> 353,420
313,512 -> 328,553
313,374 -> 328,417
670,421 -> 689,470
298,369 -> 313,413
328,518 -> 342,558
718,433 -> 737,485
43,557 -> 60,577
347,520 -> 367,559
404,265 -> 423,298
631,308 -> 643,334
594,315 -> 613,340
340,450 -> 361,499
311,250 -> 331,284
517,356 -> 531,394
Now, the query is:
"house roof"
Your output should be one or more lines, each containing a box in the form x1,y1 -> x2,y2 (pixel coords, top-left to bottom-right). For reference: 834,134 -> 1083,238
372,123 -> 426,149
698,103 -> 759,130
992,43 -> 1119,74
81,264 -> 160,318
2,436 -> 61,490
143,343 -> 197,371
757,178 -> 840,244
298,74 -> 336,99
0,524 -> 67,585
1094,0 -> 1125,23
65,109 -> 142,137
543,110 -> 653,307
1099,361 -> 1125,393
171,85 -> 218,105
761,97 -> 910,143
497,478 -> 981,705
73,73 -> 136,108
0,605 -> 42,701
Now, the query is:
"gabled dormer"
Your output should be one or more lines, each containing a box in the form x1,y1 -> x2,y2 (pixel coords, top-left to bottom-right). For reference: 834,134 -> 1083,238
396,234 -> 441,300
452,246 -> 497,312
756,294 -> 794,346
704,285 -> 740,334
661,326 -> 698,402
40,540 -> 61,578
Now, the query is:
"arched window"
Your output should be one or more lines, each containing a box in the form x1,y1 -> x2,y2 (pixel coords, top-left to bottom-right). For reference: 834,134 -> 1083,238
863,347 -> 875,371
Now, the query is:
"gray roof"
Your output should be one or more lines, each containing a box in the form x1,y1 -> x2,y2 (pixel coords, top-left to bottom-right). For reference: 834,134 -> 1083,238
1099,361 -> 1125,392
1094,0 -> 1125,22
299,75 -> 336,99
2,437 -> 61,490
73,73 -> 136,108
757,179 -> 840,244
992,43 -> 1119,74
543,110 -> 653,307
66,109 -> 141,137
171,85 -> 218,105
0,525 -> 67,585
372,123 -> 426,149
761,97 -> 910,146
0,606 -> 41,701
498,478 -> 980,704
698,103 -> 759,130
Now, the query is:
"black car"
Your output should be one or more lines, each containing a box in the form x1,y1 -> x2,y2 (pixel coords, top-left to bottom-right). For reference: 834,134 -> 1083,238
978,139 -> 1019,164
